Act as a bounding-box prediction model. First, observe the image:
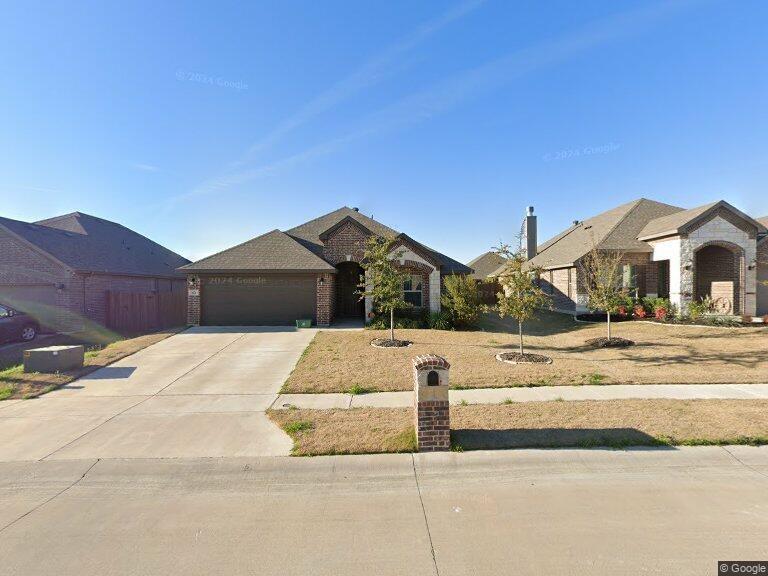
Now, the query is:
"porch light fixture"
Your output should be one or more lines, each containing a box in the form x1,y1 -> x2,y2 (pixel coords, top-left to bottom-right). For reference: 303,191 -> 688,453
318,277 -> 325,286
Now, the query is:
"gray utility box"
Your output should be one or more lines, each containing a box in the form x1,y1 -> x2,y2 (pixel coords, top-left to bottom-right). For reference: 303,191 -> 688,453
23,345 -> 85,374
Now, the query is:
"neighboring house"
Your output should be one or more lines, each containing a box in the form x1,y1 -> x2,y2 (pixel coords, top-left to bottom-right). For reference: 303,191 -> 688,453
0,212 -> 190,332
475,199 -> 768,316
181,206 -> 472,326
758,216 -> 768,316
467,251 -> 506,280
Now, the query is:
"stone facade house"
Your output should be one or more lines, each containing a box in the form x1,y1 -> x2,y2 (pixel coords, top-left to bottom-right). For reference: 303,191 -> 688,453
0,212 -> 189,332
181,207 -> 471,326
472,199 -> 768,317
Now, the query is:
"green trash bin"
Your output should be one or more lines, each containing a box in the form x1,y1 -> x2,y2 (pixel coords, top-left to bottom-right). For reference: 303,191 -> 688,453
296,319 -> 312,328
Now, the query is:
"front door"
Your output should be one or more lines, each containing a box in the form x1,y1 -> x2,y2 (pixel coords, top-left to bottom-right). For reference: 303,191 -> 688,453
335,262 -> 364,318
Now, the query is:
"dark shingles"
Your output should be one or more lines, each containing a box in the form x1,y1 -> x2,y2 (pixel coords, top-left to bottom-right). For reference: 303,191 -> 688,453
286,206 -> 472,274
180,230 -> 335,272
466,251 -> 505,279
0,212 -> 189,277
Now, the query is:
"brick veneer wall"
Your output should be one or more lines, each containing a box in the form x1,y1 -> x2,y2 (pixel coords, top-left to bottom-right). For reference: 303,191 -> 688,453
413,354 -> 450,452
322,221 -> 368,265
757,240 -> 768,316
0,228 -> 184,332
316,273 -> 335,326
187,275 -> 201,325
694,243 -> 742,313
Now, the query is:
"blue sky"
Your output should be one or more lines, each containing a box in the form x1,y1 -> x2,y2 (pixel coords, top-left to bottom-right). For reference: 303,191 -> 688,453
1,0 -> 767,262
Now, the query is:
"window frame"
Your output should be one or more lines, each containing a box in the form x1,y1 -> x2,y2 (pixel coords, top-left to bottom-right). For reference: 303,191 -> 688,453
403,274 -> 424,307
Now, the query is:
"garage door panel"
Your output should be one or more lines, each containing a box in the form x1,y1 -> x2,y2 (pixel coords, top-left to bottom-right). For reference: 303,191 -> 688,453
201,275 -> 316,326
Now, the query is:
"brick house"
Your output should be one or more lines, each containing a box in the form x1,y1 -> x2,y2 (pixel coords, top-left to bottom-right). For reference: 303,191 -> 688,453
181,207 -> 471,327
0,212 -> 189,332
471,199 -> 768,317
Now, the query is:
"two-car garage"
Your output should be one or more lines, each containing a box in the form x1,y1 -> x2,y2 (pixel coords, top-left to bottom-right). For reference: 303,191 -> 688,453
199,275 -> 317,326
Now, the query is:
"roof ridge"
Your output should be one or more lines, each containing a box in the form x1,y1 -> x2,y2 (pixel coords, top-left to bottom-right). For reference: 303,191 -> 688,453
597,198 -> 644,248
285,206 -> 351,232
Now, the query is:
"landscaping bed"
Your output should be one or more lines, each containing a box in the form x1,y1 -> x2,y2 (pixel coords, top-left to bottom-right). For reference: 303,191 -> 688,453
268,399 -> 768,456
0,327 -> 184,400
282,311 -> 768,393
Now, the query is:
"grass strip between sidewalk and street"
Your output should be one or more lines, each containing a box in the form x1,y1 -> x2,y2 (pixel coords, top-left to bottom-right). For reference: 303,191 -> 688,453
268,399 -> 768,456
0,327 -> 185,400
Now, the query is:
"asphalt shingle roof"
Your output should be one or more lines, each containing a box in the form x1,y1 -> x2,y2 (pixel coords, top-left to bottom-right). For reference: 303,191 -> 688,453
185,206 -> 471,275
466,251 -> 506,279
0,212 -> 189,277
180,230 -> 335,272
637,201 -> 767,240
519,198 -> 683,271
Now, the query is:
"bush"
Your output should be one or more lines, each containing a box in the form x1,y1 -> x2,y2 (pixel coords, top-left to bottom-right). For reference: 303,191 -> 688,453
366,311 -> 426,330
688,296 -> 716,321
441,275 -> 482,329
428,311 -> 454,330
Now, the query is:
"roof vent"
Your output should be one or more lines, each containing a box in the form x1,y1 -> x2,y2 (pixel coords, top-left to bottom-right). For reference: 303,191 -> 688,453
572,220 -> 580,226
352,207 -> 359,212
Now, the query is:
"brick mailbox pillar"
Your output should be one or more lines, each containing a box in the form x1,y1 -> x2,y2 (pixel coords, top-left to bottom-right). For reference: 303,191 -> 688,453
413,354 -> 451,452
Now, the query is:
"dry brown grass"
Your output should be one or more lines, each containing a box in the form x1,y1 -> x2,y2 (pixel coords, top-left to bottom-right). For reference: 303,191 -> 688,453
282,312 -> 768,393
0,327 -> 183,400
268,399 -> 768,455
269,408 -> 415,456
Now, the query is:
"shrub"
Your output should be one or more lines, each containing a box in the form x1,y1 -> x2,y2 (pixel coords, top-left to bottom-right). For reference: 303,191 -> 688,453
688,296 -> 716,321
654,307 -> 668,321
428,311 -> 454,330
633,304 -> 647,319
441,274 -> 482,329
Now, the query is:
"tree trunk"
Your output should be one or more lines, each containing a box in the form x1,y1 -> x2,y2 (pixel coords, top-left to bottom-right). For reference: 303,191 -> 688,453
390,307 -> 395,342
607,311 -> 612,341
518,320 -> 524,355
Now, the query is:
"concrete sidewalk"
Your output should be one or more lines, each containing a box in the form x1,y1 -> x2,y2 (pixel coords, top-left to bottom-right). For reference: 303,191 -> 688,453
1,447 -> 767,575
274,382 -> 768,409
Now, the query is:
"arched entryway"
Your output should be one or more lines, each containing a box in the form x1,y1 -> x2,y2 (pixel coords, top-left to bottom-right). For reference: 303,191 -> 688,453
335,261 -> 364,319
693,242 -> 744,314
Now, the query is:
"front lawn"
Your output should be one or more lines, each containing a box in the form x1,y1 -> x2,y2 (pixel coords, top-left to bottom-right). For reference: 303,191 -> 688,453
0,327 -> 184,400
282,311 -> 768,393
268,399 -> 768,455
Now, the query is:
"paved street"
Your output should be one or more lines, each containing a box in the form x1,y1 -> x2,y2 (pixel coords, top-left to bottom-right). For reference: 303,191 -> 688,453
1,447 -> 767,575
0,327 -> 316,460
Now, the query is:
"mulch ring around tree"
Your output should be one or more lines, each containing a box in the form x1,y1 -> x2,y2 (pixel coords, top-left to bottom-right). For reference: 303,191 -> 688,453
496,352 -> 553,365
585,337 -> 635,348
370,338 -> 413,349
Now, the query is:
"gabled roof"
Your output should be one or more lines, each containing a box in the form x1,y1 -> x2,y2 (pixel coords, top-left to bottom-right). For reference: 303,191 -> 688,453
758,216 -> 768,228
180,230 -> 335,273
287,206 -> 472,274
0,212 -> 189,278
524,198 -> 683,270
638,200 -> 767,240
318,215 -> 373,241
467,251 -> 506,279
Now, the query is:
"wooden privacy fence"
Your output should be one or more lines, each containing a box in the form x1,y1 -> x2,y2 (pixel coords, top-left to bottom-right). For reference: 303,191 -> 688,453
105,291 -> 187,334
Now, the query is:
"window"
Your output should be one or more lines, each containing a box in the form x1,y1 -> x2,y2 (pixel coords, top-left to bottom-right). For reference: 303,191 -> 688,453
403,274 -> 423,307
621,264 -> 637,289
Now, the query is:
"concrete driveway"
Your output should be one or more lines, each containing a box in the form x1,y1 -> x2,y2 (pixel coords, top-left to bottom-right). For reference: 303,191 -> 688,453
0,327 -> 317,461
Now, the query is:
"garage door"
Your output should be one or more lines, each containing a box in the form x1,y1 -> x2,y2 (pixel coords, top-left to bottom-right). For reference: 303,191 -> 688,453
0,284 -> 57,327
201,275 -> 316,326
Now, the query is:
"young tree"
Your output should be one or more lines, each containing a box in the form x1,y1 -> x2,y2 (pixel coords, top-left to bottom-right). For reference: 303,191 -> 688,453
578,247 -> 627,341
358,235 -> 410,342
441,274 -> 482,329
493,244 -> 551,355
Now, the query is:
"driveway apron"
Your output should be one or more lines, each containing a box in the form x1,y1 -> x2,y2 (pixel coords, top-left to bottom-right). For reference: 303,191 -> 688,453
0,327 -> 316,461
